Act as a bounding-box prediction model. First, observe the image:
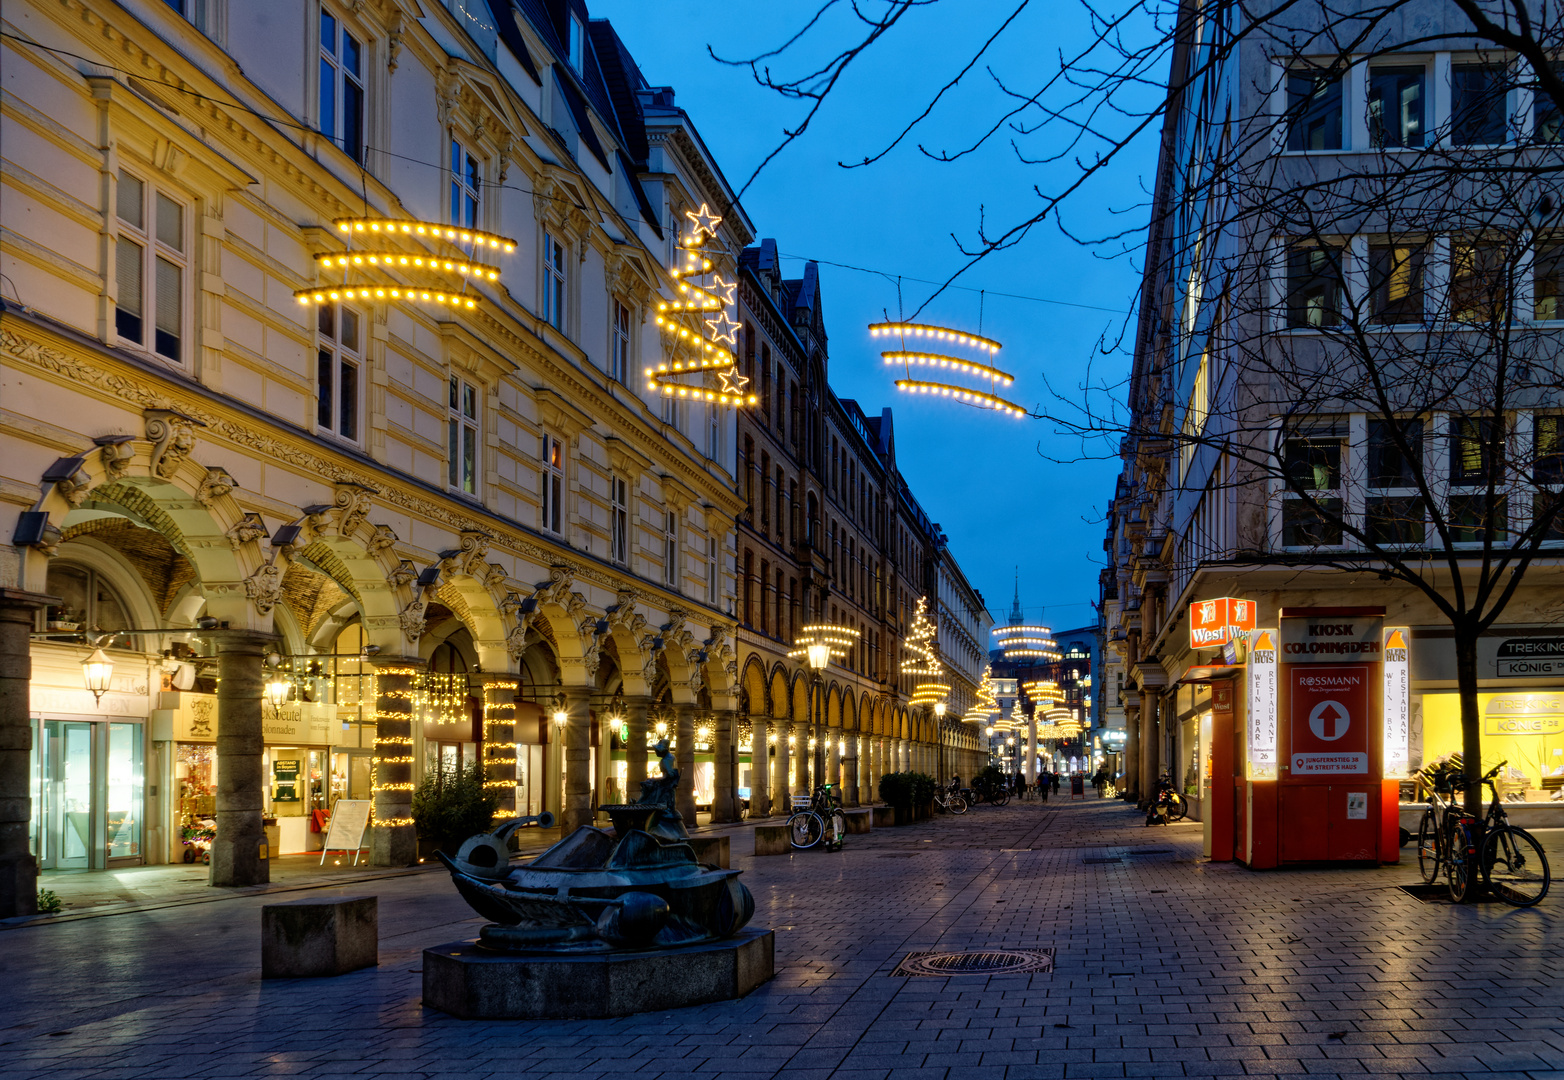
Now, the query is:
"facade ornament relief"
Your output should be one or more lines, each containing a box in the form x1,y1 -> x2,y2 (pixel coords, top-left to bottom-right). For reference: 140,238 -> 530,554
42,455 -> 93,507
195,466 -> 237,506
366,523 -> 398,553
399,596 -> 428,641
457,530 -> 491,576
580,616 -> 607,679
226,513 -> 269,549
483,562 -> 509,590
244,561 -> 284,615
688,660 -> 705,697
332,481 -> 376,536
94,435 -> 135,482
501,592 -> 537,660
535,565 -> 586,616
389,559 -> 418,588
143,408 -> 203,480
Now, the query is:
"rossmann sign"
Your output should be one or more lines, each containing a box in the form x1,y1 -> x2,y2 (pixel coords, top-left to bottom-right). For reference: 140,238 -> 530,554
1189,597 -> 1256,650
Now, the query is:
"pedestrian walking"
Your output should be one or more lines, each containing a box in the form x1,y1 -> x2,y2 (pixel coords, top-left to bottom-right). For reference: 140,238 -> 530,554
1051,771 -> 1061,796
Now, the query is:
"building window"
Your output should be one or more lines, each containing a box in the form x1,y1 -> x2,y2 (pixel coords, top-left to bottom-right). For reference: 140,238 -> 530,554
1535,239 -> 1564,319
541,433 -> 565,534
1449,416 -> 1506,543
114,171 -> 186,363
610,300 -> 631,382
543,232 -> 565,330
1450,240 -> 1509,323
1286,68 -> 1343,150
568,12 -> 585,71
1368,65 -> 1425,148
450,139 -> 480,227
610,474 -> 629,564
1281,420 -> 1345,546
708,406 -> 721,460
1452,62 -> 1507,145
1180,351 -> 1209,480
707,536 -> 719,604
1366,419 -> 1425,545
1367,242 -> 1427,324
164,0 -> 211,32
316,304 -> 361,441
41,564 -> 134,647
448,376 -> 479,495
1535,63 -> 1564,142
664,510 -> 679,588
319,7 -> 365,163
1286,244 -> 1341,328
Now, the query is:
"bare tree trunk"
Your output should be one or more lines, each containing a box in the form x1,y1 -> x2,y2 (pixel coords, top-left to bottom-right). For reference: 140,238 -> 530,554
1454,626 -> 1484,824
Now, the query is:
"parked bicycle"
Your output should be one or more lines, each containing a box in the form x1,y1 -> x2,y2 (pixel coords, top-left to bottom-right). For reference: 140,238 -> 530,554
1417,757 -> 1550,905
970,773 -> 1009,806
1145,775 -> 1188,824
934,778 -> 968,815
788,782 -> 846,851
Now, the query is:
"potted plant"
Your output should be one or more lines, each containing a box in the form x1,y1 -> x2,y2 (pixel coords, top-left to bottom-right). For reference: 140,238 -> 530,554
411,759 -> 501,859
878,771 -> 912,825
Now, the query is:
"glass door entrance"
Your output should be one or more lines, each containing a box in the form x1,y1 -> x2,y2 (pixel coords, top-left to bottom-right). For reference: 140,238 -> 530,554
40,721 -> 94,870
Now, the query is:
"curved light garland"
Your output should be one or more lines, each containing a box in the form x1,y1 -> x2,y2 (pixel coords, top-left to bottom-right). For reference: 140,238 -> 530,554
298,217 -> 517,309
881,352 -> 1014,386
787,623 -> 862,665
993,623 -> 1062,662
316,252 -> 501,281
652,203 -> 750,406
334,217 -> 517,252
910,681 -> 951,706
895,379 -> 1027,417
869,322 -> 1001,354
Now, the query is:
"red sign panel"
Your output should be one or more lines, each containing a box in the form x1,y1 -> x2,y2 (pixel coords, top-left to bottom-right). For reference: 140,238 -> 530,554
1288,664 -> 1370,775
1189,597 -> 1256,650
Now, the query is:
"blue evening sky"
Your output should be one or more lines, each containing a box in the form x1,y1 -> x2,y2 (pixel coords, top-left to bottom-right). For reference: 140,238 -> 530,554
595,0 -> 1160,634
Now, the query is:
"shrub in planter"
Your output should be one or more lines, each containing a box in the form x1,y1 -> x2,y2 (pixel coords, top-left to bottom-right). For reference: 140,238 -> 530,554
411,760 -> 500,855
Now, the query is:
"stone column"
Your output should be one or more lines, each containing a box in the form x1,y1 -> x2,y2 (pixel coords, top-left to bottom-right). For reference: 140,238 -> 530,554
852,736 -> 866,806
596,710 -> 615,810
1124,693 -> 1141,799
210,630 -> 278,885
0,589 -> 54,918
625,695 -> 650,795
868,737 -> 881,800
561,687 -> 593,832
827,726 -> 841,799
370,660 -> 421,867
1027,718 -> 1038,784
749,717 -> 768,817
774,720 -> 790,815
483,679 -> 517,820
674,703 -> 697,825
1140,692 -> 1160,805
712,709 -> 737,823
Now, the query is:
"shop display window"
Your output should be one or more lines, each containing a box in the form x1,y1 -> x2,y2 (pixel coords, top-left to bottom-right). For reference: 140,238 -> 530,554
1418,691 -> 1564,801
106,722 -> 142,859
176,743 -> 215,862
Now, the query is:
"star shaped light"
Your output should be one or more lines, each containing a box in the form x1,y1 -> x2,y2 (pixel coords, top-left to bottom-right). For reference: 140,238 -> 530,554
718,366 -> 751,394
705,311 -> 740,345
710,274 -> 738,306
685,202 -> 722,239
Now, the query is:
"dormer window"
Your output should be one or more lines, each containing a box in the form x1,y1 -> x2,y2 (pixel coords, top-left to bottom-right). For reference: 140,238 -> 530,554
568,14 -> 584,72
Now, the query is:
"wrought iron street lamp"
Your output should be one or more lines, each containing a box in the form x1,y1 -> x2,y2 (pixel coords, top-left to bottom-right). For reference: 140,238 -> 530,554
81,647 -> 113,705
789,623 -> 860,794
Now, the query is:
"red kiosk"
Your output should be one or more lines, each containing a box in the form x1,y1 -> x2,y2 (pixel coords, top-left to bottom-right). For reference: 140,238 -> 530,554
1192,602 -> 1405,868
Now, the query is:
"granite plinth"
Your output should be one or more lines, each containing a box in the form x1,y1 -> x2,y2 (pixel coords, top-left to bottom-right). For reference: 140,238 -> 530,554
843,809 -> 872,834
422,928 -> 774,1019
261,896 -> 377,978
687,834 -> 730,867
753,824 -> 790,855
871,805 -> 897,828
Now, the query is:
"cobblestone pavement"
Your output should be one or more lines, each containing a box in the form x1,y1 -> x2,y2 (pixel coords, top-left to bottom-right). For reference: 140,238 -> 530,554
1,798 -> 1560,1080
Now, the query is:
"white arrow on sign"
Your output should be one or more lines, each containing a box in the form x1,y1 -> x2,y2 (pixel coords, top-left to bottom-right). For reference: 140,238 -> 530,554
1308,700 -> 1351,741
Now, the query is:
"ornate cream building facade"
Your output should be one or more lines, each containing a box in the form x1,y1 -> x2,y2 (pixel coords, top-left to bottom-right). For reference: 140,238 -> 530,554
0,0 -> 771,914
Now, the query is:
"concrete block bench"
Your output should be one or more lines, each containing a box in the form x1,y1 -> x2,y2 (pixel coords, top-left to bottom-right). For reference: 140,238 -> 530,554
754,824 -> 791,856
871,805 -> 897,828
688,835 -> 730,868
262,896 -> 377,978
843,809 -> 872,834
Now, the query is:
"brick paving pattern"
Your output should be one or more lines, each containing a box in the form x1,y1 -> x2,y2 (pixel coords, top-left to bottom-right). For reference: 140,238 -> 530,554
1,798 -> 1560,1079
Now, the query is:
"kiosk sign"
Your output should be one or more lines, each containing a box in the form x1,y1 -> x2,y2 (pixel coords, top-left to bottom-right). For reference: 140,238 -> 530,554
1280,612 -> 1382,778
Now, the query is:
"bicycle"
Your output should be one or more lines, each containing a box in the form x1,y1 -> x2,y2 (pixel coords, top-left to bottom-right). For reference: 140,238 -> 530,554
1146,776 -> 1187,823
1418,758 -> 1550,905
788,783 -> 846,850
934,779 -> 968,815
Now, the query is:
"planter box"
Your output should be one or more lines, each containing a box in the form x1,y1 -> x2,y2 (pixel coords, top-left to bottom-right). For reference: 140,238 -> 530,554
842,809 -> 872,834
871,806 -> 896,828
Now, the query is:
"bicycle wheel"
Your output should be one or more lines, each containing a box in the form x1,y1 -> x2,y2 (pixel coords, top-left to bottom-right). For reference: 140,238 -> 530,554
950,795 -> 967,815
1482,826 -> 1551,906
1446,819 -> 1475,903
995,791 -> 1010,806
1416,810 -> 1441,884
788,811 -> 823,849
826,811 -> 846,849
1167,794 -> 1188,822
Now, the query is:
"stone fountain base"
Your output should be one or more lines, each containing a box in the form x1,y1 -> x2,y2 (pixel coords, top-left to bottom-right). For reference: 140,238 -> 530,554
422,928 -> 774,1019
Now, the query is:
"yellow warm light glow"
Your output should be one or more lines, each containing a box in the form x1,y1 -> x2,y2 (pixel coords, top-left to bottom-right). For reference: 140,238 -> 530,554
894,379 -> 1026,416
334,217 -> 518,253
315,252 -> 501,280
296,288 -> 477,308
787,623 -> 862,667
868,321 -> 1003,354
881,352 -> 1014,385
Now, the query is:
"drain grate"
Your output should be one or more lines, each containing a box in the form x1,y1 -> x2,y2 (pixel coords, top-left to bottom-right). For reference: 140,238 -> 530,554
893,948 -> 1055,977
1397,883 -> 1501,904
1125,848 -> 1174,855
878,852 -> 920,858
1082,857 -> 1122,864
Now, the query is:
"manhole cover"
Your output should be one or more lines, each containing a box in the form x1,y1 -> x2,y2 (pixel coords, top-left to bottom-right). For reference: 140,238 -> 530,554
893,948 -> 1054,977
1082,857 -> 1122,864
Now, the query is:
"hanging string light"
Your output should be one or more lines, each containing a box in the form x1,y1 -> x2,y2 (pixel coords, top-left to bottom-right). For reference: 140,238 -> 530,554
294,217 -> 516,311
869,319 -> 1025,418
901,596 -> 949,707
649,203 -> 757,408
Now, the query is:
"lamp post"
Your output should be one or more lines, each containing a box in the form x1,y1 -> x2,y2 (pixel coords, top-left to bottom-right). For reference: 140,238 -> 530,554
933,700 -> 947,783
80,647 -> 114,705
789,623 -> 860,797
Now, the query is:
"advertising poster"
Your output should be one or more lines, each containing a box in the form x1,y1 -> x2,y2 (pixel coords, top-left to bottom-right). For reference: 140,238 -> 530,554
1280,612 -> 1382,779
1247,629 -> 1277,778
